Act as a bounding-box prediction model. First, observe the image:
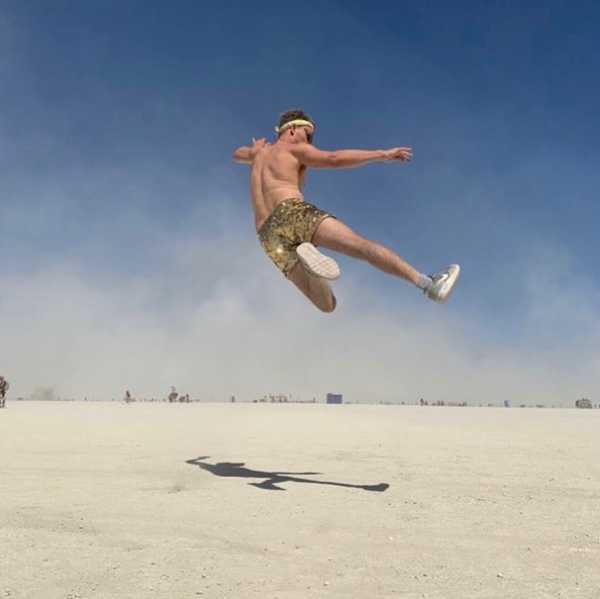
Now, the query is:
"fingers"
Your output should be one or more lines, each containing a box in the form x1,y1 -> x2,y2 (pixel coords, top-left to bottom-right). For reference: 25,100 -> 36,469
384,147 -> 413,162
396,147 -> 413,161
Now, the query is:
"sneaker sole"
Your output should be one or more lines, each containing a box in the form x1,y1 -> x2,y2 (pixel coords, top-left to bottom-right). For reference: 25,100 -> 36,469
296,243 -> 341,280
435,264 -> 460,304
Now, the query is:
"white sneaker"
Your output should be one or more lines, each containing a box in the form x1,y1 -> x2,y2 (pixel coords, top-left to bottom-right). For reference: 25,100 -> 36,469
425,264 -> 460,304
296,243 -> 341,280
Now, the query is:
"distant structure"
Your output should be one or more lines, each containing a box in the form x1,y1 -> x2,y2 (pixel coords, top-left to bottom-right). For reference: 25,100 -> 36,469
326,393 -> 342,404
575,398 -> 592,409
29,387 -> 57,402
168,387 -> 179,403
504,399 -> 511,408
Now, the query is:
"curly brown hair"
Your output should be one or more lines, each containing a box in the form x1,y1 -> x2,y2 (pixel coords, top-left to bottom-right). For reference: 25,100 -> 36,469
277,109 -> 315,137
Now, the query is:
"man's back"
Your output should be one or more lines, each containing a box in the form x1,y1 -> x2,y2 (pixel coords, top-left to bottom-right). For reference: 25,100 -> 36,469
249,143 -> 305,230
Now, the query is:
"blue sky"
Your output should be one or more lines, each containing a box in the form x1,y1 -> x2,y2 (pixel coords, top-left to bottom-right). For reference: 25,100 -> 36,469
1,1 -> 599,403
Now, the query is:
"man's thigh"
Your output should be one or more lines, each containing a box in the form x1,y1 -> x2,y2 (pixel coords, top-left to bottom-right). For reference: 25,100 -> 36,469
312,216 -> 365,258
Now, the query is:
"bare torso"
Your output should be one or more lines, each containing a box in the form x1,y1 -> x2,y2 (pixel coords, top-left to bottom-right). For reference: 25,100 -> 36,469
249,143 -> 307,230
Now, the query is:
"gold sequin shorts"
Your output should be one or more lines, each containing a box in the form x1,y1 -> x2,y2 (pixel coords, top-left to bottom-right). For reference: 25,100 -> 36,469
257,198 -> 335,278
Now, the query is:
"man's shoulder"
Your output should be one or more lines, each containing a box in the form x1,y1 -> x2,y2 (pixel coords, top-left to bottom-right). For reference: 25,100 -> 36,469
265,142 -> 300,163
280,142 -> 313,160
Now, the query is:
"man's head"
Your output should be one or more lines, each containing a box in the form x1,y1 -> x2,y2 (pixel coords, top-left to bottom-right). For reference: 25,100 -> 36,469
275,109 -> 315,144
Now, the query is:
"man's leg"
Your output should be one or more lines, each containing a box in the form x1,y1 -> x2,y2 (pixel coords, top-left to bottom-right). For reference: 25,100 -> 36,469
312,217 -> 420,283
288,262 -> 337,313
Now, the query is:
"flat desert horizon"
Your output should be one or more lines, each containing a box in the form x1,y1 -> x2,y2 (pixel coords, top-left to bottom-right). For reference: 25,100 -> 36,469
1,402 -> 599,599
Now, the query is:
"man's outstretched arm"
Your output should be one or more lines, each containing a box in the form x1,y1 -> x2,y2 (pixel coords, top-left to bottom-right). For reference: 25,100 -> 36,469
233,146 -> 252,164
291,144 -> 412,169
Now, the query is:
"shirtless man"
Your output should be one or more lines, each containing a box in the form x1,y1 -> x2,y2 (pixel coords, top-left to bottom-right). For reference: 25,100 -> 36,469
233,109 -> 460,312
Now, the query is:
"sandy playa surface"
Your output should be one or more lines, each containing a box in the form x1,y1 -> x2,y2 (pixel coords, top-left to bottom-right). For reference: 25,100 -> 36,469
1,402 -> 599,599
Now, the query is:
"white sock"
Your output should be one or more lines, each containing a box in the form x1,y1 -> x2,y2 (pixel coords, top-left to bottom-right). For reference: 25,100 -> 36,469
416,273 -> 433,291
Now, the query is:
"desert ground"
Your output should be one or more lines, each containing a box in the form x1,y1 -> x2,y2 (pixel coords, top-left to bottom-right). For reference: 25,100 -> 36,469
1,401 -> 599,599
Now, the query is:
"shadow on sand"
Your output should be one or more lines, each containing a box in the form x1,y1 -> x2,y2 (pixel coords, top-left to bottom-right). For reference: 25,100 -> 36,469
185,456 -> 389,492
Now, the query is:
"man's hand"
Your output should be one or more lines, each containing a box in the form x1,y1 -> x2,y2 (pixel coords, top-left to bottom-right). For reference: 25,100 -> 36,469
252,137 -> 270,151
381,147 -> 413,162
233,138 -> 270,164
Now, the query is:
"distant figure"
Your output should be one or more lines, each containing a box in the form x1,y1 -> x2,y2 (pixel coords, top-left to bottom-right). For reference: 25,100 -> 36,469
124,390 -> 132,404
0,376 -> 9,408
168,387 -> 178,403
233,108 -> 460,312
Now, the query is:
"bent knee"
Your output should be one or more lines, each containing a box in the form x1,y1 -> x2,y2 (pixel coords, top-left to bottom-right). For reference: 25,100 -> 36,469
317,294 -> 337,313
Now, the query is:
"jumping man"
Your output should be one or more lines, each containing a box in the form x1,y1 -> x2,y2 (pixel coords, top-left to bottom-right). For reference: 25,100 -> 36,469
233,109 -> 460,312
